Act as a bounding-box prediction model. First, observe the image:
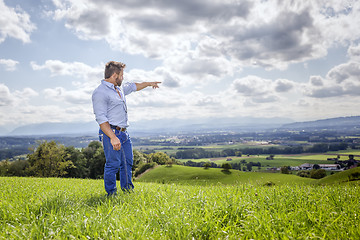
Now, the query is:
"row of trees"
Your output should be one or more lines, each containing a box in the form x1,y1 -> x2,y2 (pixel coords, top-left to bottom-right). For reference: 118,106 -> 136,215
280,165 -> 327,179
173,143 -> 349,159
183,160 -> 261,172
0,141 -> 175,179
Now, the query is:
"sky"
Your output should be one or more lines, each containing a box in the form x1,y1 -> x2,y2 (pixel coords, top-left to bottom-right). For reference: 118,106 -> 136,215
1,0 -> 360,131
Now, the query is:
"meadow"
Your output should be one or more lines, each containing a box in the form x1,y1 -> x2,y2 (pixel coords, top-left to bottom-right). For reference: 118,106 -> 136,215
177,153 -> 346,170
1,166 -> 360,239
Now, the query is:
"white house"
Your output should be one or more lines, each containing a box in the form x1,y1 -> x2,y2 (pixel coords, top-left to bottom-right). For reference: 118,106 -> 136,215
299,163 -> 340,170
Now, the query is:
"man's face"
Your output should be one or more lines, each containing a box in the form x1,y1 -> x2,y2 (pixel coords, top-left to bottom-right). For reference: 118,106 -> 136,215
115,71 -> 123,86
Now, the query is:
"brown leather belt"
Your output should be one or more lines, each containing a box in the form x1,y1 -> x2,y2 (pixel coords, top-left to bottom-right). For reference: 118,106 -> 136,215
116,127 -> 126,132
110,125 -> 126,131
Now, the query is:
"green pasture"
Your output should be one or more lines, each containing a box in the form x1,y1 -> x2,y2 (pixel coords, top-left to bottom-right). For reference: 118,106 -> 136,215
178,153 -> 346,169
137,165 -> 316,186
134,142 -> 282,154
1,175 -> 360,239
317,167 -> 360,185
327,149 -> 360,155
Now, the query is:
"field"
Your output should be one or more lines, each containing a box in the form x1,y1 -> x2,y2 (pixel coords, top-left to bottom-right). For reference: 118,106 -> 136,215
137,165 -> 316,185
177,153 -> 348,170
1,167 -> 360,239
139,142 -> 359,171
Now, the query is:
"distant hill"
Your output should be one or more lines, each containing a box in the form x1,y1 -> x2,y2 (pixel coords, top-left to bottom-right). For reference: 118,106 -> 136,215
280,116 -> 360,130
5,116 -> 293,136
9,122 -> 99,136
4,116 -> 359,137
0,126 -> 10,136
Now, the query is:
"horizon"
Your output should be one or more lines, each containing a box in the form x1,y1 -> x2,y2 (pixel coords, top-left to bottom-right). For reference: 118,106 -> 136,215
1,0 -> 360,128
2,115 -> 359,137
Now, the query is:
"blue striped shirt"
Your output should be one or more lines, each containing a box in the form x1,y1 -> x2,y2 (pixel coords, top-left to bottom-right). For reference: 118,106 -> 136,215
92,80 -> 137,128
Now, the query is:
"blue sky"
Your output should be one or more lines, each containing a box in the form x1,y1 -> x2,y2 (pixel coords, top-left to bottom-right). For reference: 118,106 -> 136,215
1,0 -> 360,131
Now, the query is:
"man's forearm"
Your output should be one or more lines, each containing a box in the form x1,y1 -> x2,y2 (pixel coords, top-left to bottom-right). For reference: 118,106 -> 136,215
135,82 -> 161,91
99,122 -> 116,139
100,122 -> 121,151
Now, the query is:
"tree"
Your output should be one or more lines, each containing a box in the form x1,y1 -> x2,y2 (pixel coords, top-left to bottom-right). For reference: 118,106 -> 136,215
235,151 -> 242,157
221,163 -> 232,173
133,149 -> 148,167
297,170 -> 310,178
313,164 -> 320,170
63,146 -> 88,178
310,169 -> 327,179
8,159 -> 29,176
0,160 -> 9,176
82,141 -> 106,179
203,162 -> 211,169
149,152 -> 171,165
246,163 -> 253,171
280,166 -> 290,174
27,141 -> 75,177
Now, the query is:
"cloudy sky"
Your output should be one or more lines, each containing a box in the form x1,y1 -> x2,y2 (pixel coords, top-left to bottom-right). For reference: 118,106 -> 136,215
1,0 -> 359,131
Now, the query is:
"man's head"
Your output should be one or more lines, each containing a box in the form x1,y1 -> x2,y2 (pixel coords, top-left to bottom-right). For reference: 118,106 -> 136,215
105,61 -> 126,86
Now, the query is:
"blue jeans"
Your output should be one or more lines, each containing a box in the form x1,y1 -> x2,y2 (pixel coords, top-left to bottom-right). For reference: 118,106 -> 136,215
100,128 -> 134,194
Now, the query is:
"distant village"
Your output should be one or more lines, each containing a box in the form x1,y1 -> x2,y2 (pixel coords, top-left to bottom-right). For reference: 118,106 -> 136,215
267,156 -> 359,172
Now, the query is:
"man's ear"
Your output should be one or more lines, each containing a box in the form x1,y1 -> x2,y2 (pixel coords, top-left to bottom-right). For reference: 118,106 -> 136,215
110,72 -> 117,79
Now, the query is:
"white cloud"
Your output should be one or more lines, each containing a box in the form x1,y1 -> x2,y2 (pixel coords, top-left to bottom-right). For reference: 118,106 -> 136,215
348,44 -> 360,61
304,61 -> 360,98
43,87 -> 91,105
0,59 -> 19,71
47,0 -> 344,71
37,0 -> 357,73
0,0 -> 36,43
275,79 -> 294,92
310,76 -> 324,86
0,84 -> 15,106
30,60 -> 102,81
14,88 -> 39,99
0,84 -> 39,107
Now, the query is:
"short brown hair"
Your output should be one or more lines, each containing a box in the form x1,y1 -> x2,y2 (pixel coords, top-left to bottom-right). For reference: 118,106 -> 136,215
104,61 -> 126,79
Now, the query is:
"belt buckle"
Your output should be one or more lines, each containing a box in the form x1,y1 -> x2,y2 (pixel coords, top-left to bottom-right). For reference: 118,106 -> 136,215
116,126 -> 126,132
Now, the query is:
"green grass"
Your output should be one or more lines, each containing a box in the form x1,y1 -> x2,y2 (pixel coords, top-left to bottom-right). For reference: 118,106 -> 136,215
137,165 -> 316,185
317,167 -> 360,185
328,150 -> 360,155
1,176 -> 360,239
178,153 -> 344,169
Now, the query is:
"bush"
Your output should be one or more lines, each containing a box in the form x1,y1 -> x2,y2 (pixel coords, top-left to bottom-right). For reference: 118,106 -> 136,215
297,170 -> 310,178
310,169 -> 327,179
203,162 -> 211,170
221,163 -> 232,173
280,166 -> 290,174
134,162 -> 157,177
348,172 -> 360,181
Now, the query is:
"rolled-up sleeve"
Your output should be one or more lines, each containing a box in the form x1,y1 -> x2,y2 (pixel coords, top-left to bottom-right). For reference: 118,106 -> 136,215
92,90 -> 108,125
123,82 -> 137,95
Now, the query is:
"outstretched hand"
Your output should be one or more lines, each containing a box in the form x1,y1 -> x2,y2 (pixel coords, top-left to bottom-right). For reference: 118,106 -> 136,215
149,82 -> 161,89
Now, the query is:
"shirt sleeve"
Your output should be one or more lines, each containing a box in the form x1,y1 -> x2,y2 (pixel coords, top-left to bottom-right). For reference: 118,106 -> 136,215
123,82 -> 137,95
92,89 -> 108,125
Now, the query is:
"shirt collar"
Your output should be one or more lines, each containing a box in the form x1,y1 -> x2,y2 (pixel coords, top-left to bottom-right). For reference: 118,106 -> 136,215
101,79 -> 117,90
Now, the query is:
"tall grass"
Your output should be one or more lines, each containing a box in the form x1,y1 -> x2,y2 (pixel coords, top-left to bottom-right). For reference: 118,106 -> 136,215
1,177 -> 359,239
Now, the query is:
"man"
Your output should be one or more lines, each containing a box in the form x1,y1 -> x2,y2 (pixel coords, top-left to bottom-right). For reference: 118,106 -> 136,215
92,61 -> 160,195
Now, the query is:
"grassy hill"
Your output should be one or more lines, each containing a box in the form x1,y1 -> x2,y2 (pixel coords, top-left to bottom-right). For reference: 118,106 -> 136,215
2,175 -> 360,238
317,167 -> 360,185
136,165 -> 316,185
